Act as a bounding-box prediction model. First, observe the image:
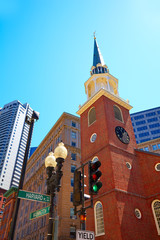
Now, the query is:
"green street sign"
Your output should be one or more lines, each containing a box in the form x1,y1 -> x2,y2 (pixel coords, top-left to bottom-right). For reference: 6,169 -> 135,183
30,206 -> 50,220
18,190 -> 50,203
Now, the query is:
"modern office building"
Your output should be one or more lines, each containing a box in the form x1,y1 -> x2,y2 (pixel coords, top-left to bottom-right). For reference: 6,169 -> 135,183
14,112 -> 81,240
29,147 -> 37,158
130,107 -> 160,144
0,100 -> 39,191
77,37 -> 160,239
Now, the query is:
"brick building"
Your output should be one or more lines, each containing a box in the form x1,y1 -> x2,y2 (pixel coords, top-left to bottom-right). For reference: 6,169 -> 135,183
138,137 -> 160,154
0,191 -> 6,227
14,112 -> 81,240
77,37 -> 160,239
0,187 -> 18,240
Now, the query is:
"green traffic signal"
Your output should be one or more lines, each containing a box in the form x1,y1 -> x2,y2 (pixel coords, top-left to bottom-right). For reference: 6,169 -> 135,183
88,160 -> 102,194
93,182 -> 102,193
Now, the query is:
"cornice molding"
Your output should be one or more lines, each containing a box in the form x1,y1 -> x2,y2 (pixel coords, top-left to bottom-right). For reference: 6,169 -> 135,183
77,88 -> 132,115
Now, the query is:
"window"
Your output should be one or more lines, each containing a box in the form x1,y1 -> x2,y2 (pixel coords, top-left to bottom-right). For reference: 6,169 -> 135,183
71,165 -> 76,173
149,123 -> 160,129
136,120 -> 146,125
139,132 -> 149,138
152,145 -> 158,150
71,178 -> 74,187
70,226 -> 76,238
88,107 -> 96,126
92,156 -> 99,163
152,200 -> 160,235
70,208 -> 77,219
72,121 -> 76,128
94,201 -> 105,236
135,209 -> 142,219
71,131 -> 76,139
71,142 -> 76,147
137,126 -> 148,131
126,162 -> 132,169
114,105 -> 123,122
151,129 -> 160,135
146,112 -> 156,117
70,192 -> 73,202
147,117 -> 158,123
90,133 -> 97,143
158,144 -> 160,149
134,115 -> 144,120
144,147 -> 149,151
71,153 -> 76,161
155,163 -> 160,171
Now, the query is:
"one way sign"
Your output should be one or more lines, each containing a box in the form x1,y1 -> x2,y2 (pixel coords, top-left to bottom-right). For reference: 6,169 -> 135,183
76,230 -> 95,240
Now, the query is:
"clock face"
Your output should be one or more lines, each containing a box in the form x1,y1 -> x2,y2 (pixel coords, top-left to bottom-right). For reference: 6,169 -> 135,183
115,126 -> 130,144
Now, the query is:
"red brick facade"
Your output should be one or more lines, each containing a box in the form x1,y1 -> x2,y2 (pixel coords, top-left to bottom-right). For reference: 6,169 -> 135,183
80,94 -> 160,240
0,187 -> 18,240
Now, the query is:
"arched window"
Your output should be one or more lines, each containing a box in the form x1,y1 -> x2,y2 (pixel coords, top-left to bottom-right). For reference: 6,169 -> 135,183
114,105 -> 123,122
88,107 -> 96,126
94,201 -> 105,236
152,200 -> 160,235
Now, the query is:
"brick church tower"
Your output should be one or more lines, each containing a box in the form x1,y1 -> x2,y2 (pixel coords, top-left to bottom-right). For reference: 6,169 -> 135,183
77,36 -> 160,240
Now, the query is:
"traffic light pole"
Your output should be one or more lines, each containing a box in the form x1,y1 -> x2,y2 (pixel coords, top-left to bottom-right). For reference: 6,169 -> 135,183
81,164 -> 86,230
73,161 -> 93,231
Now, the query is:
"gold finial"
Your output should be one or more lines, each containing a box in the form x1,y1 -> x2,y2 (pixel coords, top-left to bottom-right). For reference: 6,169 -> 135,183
93,31 -> 96,39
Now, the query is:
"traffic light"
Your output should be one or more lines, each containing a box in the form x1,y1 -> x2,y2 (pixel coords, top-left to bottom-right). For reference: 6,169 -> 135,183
88,160 -> 102,194
73,170 -> 82,206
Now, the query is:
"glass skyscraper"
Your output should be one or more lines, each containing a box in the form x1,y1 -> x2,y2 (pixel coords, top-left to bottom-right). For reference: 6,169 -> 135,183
131,107 -> 160,144
0,100 -> 38,191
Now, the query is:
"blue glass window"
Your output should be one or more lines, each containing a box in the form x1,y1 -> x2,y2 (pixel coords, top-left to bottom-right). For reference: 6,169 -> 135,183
134,115 -> 144,120
70,192 -> 73,202
72,121 -> 76,127
71,165 -> 76,173
136,120 -> 146,125
71,142 -> 76,147
144,147 -> 149,151
147,117 -> 158,123
139,132 -> 149,137
146,112 -> 156,117
71,178 -> 74,187
71,153 -> 76,161
152,145 -> 157,150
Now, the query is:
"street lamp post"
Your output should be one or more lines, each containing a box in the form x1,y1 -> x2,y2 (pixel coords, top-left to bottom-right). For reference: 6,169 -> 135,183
45,142 -> 68,240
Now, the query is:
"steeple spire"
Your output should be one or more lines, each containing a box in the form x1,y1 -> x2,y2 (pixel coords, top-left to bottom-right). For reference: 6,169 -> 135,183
83,36 -> 119,100
93,36 -> 105,67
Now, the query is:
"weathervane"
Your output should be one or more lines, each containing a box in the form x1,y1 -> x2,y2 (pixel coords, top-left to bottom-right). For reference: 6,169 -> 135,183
93,31 -> 96,39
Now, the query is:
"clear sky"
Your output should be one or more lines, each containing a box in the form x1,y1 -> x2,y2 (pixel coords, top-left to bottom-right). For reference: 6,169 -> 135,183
1,0 -> 160,147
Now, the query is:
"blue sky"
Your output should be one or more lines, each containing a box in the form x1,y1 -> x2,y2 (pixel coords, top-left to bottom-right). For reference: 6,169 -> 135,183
1,0 -> 160,147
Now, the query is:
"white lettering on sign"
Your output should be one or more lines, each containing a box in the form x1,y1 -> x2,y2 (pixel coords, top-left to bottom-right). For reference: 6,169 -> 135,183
76,230 -> 95,240
26,193 -> 43,200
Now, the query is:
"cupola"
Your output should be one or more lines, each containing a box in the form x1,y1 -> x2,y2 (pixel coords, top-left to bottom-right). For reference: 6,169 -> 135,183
85,36 -> 119,99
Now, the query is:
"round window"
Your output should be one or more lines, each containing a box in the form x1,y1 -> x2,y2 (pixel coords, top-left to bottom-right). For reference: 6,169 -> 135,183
126,162 -> 132,169
90,133 -> 97,143
92,156 -> 98,162
135,209 -> 142,219
155,163 -> 160,171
